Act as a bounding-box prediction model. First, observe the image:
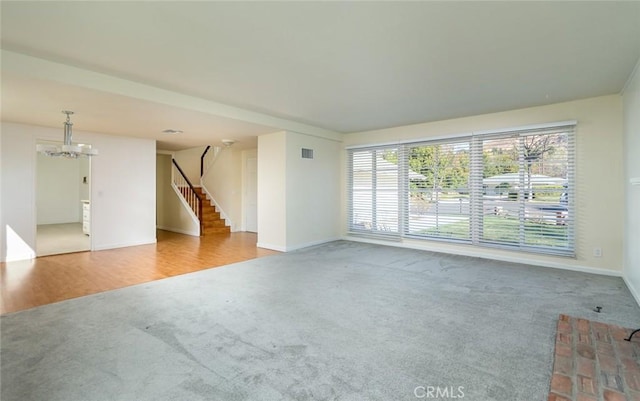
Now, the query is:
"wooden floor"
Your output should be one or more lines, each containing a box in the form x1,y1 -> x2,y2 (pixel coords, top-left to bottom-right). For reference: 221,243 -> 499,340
0,230 -> 278,315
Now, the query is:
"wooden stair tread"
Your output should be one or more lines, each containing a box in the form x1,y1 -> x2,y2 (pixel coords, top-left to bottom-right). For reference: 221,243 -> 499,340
177,187 -> 228,236
197,188 -> 228,236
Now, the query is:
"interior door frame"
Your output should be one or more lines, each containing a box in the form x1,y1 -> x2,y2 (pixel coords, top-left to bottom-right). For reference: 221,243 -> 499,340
34,139 -> 93,256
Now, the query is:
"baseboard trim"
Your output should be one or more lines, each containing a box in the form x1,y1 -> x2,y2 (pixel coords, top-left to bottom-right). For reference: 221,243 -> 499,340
2,250 -> 37,263
199,185 -> 234,230
93,238 -> 157,251
342,235 -> 623,277
623,274 -> 640,307
285,238 -> 342,252
156,226 -> 200,237
257,237 -> 341,253
256,242 -> 287,252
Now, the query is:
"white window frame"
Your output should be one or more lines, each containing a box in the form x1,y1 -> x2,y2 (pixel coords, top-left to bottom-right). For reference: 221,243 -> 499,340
346,122 -> 576,257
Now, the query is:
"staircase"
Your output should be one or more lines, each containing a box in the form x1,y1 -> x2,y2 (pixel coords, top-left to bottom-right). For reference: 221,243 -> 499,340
194,187 -> 230,235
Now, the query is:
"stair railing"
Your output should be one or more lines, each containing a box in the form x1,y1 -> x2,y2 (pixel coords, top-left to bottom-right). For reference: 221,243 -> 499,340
200,145 -> 211,177
172,159 -> 203,235
201,145 -> 221,178
199,144 -> 233,231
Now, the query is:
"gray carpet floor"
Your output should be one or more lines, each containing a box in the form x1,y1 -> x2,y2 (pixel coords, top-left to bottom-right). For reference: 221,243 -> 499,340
2,241 -> 639,401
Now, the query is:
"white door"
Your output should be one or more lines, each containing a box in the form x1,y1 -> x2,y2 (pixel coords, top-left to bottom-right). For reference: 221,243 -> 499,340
244,156 -> 258,232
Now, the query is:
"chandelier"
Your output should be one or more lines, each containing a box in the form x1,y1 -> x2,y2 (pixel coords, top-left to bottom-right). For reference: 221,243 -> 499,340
36,111 -> 98,158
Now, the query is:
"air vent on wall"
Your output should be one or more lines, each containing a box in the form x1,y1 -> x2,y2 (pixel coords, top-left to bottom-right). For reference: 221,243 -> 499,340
301,148 -> 314,159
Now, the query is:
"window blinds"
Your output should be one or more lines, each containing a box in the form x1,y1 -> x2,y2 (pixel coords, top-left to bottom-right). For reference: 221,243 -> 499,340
347,123 -> 576,256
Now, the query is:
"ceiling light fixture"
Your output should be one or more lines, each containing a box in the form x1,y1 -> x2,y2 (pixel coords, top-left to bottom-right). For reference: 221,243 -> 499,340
36,111 -> 98,158
221,139 -> 236,147
162,129 -> 183,135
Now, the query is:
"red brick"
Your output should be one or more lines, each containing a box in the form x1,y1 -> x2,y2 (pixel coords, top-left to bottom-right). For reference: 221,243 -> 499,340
598,354 -> 620,373
548,393 -> 572,401
626,371 -> 640,392
601,372 -> 624,392
549,317 -> 640,401
559,314 -> 571,322
610,326 -> 630,341
557,332 -> 572,346
622,357 -> 640,373
577,344 -> 595,359
577,333 -> 591,345
593,321 -> 610,331
556,343 -> 573,358
577,318 -> 590,333
577,375 -> 596,395
550,374 -> 573,396
603,389 -> 626,401
596,341 -> 615,356
553,355 -> 573,375
558,320 -> 572,333
577,357 -> 595,378
629,333 -> 640,344
595,330 -> 611,343
616,339 -> 637,357
628,389 -> 640,401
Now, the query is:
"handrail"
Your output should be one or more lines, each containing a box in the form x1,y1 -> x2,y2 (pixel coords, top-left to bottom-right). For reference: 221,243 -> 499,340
172,159 -> 200,198
172,159 -> 203,235
200,145 -> 211,177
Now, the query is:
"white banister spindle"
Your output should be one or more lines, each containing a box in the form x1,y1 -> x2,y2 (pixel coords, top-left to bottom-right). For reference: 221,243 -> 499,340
172,163 -> 200,217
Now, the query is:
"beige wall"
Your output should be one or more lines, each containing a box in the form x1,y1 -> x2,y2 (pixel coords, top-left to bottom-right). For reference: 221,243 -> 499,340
623,61 -> 640,301
36,152 -> 82,224
173,146 -> 207,185
156,154 -> 200,236
241,148 -> 258,232
1,122 -> 157,261
257,130 -> 342,251
201,147 -> 242,232
285,131 -> 342,249
257,131 -> 288,250
342,95 -> 625,273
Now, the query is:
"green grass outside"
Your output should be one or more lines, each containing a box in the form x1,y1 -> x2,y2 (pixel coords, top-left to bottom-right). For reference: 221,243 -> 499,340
419,216 -> 568,247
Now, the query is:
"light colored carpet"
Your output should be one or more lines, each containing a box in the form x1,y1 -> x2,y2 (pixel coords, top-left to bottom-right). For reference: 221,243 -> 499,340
37,223 -> 90,256
2,241 -> 639,401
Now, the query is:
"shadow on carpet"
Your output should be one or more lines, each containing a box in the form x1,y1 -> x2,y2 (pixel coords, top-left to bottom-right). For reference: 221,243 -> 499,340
549,314 -> 640,401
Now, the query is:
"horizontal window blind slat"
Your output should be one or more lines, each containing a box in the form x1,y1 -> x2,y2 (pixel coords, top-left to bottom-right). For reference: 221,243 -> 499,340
348,124 -> 575,256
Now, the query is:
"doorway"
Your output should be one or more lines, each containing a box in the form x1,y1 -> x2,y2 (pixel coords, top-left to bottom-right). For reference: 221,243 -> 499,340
36,142 -> 92,256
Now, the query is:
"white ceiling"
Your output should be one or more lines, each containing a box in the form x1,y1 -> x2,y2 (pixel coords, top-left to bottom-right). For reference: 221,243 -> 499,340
2,2 -> 639,150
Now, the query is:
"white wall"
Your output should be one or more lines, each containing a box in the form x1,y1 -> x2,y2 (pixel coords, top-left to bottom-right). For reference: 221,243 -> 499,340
156,154 -> 199,236
201,147 -> 242,231
1,125 -> 37,261
285,131 -> 341,249
79,157 -> 90,201
36,152 -> 82,224
1,122 -> 157,262
0,128 -> 3,261
343,95 -> 625,274
257,131 -> 342,251
173,145 -> 207,185
257,131 -> 287,250
623,61 -> 640,303
241,149 -> 258,232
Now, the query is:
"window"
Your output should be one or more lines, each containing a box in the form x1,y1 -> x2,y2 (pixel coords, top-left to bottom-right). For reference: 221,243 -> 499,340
404,140 -> 471,241
348,147 -> 401,237
347,123 -> 575,256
